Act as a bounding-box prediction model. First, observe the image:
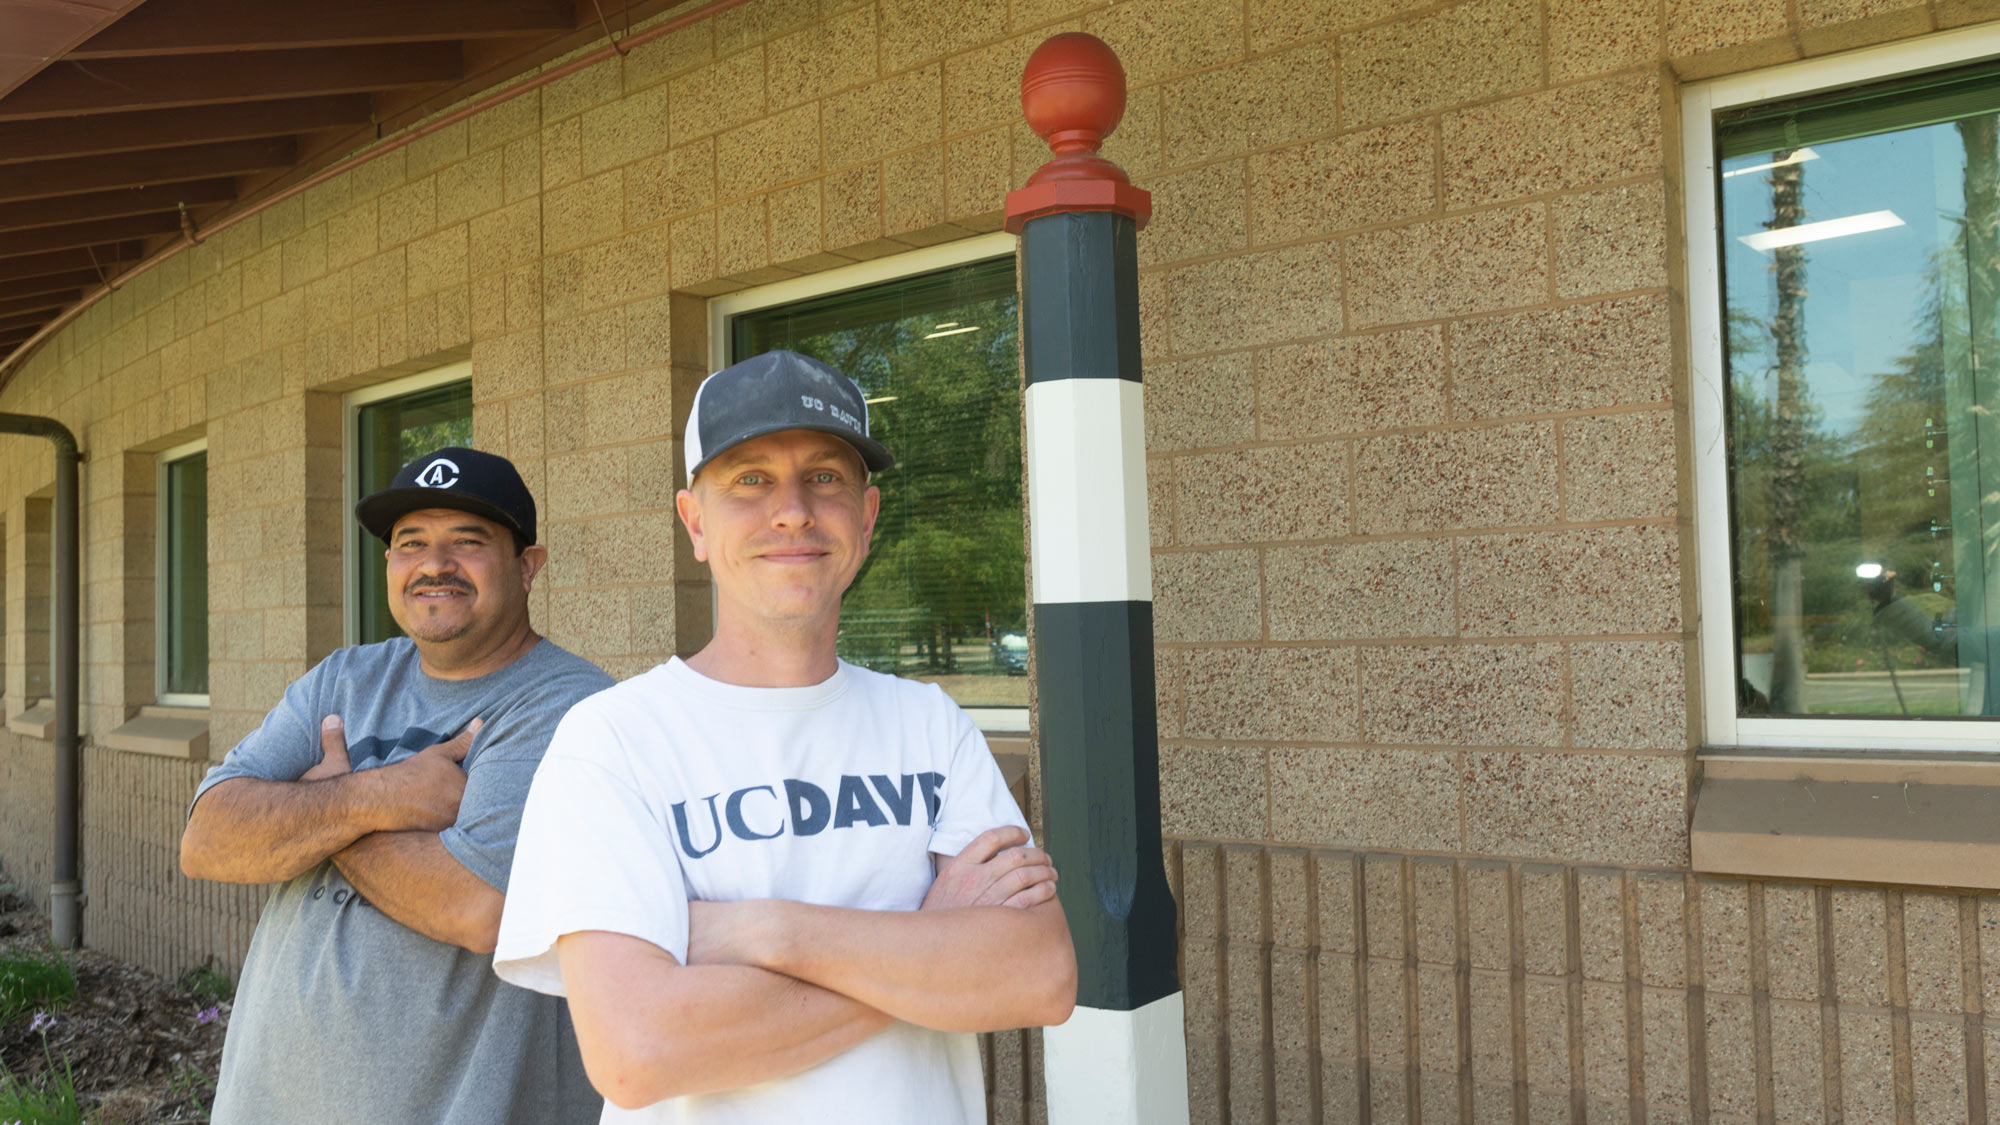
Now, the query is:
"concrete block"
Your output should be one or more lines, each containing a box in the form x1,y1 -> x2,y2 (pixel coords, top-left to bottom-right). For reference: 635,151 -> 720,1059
1346,203 -> 1548,328
1362,644 -> 1564,749
879,0 -> 1006,67
823,163 -> 883,249
1182,644 -> 1356,742
1456,525 -> 1682,637
1561,409 -> 1678,522
1443,73 -> 1661,210
1451,294 -> 1672,420
1339,0 -> 1542,127
1270,747 -> 1460,852
1466,752 -> 1689,866
823,65 -> 941,166
1548,0 -> 1663,81
1135,160 -> 1246,268
1175,441 -> 1347,546
1144,352 -> 1255,453
768,4 -> 878,109
1317,849 -> 1358,954
1085,0 -> 1245,87
1249,118 -> 1436,245
1163,42 -> 1338,167
1159,744 -> 1267,838
1166,241 -> 1340,356
543,171 -> 626,255
1354,421 -> 1558,535
1364,854 -> 1404,960
670,48 -> 766,145
1264,537 -> 1455,643
717,103 -> 821,200
625,140 -> 716,228
1553,180 -> 1668,298
1255,325 -> 1444,439
1413,858 -> 1456,967
1152,548 -> 1262,644
1902,892 -> 1964,1013
1572,640 -> 1689,753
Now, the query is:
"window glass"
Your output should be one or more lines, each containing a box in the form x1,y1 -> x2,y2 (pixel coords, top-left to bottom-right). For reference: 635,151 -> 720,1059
730,256 -> 1025,709
353,382 -> 473,645
1719,61 -> 2000,718
163,451 -> 207,696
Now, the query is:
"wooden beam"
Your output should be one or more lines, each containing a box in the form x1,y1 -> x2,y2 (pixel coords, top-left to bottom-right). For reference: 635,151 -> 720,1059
0,270 -> 105,302
0,213 -> 183,259
0,310 -> 52,335
72,0 -> 577,57
0,291 -> 79,319
0,44 -> 463,121
0,180 -> 238,232
0,244 -> 138,285
0,139 -> 294,204
0,96 -> 372,166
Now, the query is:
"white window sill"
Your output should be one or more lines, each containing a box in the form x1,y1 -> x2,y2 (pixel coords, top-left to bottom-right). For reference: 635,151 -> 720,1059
7,698 -> 54,740
102,704 -> 209,760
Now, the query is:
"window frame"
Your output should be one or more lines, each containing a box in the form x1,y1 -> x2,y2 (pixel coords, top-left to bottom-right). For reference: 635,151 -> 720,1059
156,437 -> 209,707
707,232 -> 1028,733
1685,25 -> 2000,751
341,360 -> 473,646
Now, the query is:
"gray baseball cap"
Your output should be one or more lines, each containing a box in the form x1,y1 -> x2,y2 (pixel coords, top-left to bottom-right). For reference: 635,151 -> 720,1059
683,350 -> 893,483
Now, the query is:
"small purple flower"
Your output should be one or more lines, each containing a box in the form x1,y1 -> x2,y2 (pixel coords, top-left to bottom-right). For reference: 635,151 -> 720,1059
195,1004 -> 220,1026
27,1010 -> 52,1033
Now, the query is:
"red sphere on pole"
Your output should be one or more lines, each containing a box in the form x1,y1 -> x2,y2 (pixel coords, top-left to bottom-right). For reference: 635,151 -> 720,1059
1005,33 -> 1151,233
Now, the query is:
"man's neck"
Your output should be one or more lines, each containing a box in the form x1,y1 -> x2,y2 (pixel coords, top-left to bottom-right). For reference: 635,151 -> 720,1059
416,623 -> 542,681
688,615 -> 840,688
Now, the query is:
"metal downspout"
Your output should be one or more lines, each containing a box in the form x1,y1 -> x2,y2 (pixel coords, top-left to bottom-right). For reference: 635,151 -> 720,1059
0,413 -> 82,948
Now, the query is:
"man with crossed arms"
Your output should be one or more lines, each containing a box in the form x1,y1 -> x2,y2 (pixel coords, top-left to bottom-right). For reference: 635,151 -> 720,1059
495,350 -> 1076,1120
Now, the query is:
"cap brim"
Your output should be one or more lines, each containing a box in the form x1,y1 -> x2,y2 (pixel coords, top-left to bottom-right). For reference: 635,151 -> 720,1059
688,422 -> 894,484
354,488 -> 533,545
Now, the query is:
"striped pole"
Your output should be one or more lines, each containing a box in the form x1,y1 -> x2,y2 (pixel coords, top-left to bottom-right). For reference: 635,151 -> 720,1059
1007,34 -> 1188,1125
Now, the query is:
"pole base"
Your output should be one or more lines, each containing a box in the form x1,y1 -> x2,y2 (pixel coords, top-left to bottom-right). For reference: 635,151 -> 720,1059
49,880 -> 80,949
1045,992 -> 1190,1125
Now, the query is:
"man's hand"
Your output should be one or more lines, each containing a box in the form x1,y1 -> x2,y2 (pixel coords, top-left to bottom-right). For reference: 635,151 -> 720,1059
302,714 -> 483,831
923,826 -> 1057,911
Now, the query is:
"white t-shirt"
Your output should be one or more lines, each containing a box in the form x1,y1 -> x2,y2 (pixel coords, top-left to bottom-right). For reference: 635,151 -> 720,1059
493,657 -> 1029,1124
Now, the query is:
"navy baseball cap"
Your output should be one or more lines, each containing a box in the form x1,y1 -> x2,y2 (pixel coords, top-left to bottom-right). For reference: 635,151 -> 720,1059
354,446 -> 538,546
684,350 -> 894,484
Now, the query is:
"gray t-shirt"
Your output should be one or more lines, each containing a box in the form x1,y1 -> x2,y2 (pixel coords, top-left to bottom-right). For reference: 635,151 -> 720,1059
192,636 -> 613,1125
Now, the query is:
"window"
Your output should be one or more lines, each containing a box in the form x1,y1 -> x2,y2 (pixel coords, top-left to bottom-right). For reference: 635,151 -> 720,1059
345,364 -> 474,646
158,440 -> 207,703
710,234 -> 1027,728
1687,29 -> 2000,750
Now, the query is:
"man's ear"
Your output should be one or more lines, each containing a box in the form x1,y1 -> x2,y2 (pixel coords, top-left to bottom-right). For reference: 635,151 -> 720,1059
675,488 -> 709,562
517,544 -> 550,591
859,484 -> 881,558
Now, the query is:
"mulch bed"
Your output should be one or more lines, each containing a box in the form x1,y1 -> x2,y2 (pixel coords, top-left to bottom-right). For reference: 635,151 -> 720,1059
0,889 -> 226,1124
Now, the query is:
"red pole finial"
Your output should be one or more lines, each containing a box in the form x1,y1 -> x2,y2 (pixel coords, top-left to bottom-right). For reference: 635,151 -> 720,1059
1004,33 -> 1151,233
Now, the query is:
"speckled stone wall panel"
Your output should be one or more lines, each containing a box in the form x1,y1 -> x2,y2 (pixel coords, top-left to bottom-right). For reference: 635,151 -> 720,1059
1353,421 -> 1559,534
1247,119 -> 1438,245
1365,959 -> 1409,1119
1152,547 -> 1263,643
1577,867 -> 1625,982
1224,845 -> 1266,944
1161,744 -> 1268,840
1182,644 -> 1358,742
1763,883 -> 1821,1002
1798,0 -> 1934,53
1705,991 -> 1758,1118
1364,853 -> 1405,959
1666,0 -> 1795,64
1083,0 -> 1245,88
1983,896 -> 2000,1011
1841,1008 -> 1897,1123
1360,642 -> 1564,747
1272,746 -> 1459,852
1572,640 -> 1689,752
1254,326 -> 1447,441
1162,42 -> 1339,168
1174,440 -> 1350,545
1464,752 -> 1688,866
1702,879 -> 1754,996
1268,848 -> 1312,948
1643,988 -> 1691,1118
1263,536 -> 1456,642
1143,352 -> 1257,453
1317,849 -> 1359,954
1135,160 -> 1249,268
1226,942 -> 1270,1122
1164,240 -> 1342,356
1523,973 -> 1571,1102
1466,860 -> 1510,970
1911,1018 -> 1968,1121
1833,886 -> 1892,1007
1901,892 -> 1964,1013
1554,179 -> 1670,299
1768,1001 -> 1827,1122
1270,947 -> 1315,1124
1451,293 -> 1673,419
1469,970 -> 1515,1114
1561,409 -> 1679,522
1413,858 -> 1456,965
1548,0 -> 1664,80
1338,0 -> 1543,127
1518,863 -> 1569,976
1345,203 -> 1549,327
1456,525 -> 1681,637
1443,72 -> 1663,210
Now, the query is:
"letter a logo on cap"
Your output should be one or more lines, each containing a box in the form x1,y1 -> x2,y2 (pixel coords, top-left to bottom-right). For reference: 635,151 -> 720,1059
416,458 -> 460,488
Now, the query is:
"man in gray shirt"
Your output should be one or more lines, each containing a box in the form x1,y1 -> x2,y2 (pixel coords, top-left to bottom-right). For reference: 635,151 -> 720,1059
181,446 -> 611,1124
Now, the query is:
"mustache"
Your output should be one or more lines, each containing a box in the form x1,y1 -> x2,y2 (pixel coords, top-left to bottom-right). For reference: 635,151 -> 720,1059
404,576 -> 474,595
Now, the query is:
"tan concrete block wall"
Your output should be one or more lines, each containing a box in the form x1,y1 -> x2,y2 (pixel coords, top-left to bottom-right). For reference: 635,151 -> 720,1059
1175,840 -> 2000,1124
0,0 -> 1989,1119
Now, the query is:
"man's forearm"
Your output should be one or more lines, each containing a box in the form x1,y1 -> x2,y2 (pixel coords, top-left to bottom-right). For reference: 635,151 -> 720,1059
180,775 -> 392,884
558,930 -> 891,1109
331,831 -> 503,953
731,899 -> 1076,1034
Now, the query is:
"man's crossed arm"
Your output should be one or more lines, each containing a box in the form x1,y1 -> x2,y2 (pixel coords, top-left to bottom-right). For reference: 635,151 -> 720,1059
180,716 -> 503,952
556,827 -> 1077,1110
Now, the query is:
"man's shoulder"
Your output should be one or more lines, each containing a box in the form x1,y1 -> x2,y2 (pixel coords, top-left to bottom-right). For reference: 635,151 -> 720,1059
841,661 -> 964,712
517,639 -> 617,698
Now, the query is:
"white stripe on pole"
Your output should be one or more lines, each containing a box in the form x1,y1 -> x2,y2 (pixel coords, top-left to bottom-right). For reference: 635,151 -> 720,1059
1024,377 -> 1151,605
1044,993 -> 1192,1125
